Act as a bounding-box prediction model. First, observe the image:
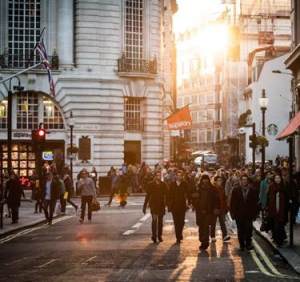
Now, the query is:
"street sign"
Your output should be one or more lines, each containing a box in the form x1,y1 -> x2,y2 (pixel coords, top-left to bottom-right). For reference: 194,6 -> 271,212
267,124 -> 278,136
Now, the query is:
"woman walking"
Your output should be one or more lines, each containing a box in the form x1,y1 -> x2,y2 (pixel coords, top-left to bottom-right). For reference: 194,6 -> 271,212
78,168 -> 97,223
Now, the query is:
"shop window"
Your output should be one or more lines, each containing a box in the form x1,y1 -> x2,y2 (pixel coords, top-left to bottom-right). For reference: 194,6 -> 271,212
0,100 -> 7,129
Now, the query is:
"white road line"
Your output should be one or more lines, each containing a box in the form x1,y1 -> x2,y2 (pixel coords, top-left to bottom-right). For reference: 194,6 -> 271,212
81,256 -> 97,264
122,213 -> 151,236
5,257 -> 28,266
55,236 -> 62,240
37,259 -> 58,268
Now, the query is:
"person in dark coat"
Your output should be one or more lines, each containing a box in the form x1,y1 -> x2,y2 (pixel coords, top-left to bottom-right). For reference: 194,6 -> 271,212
267,173 -> 288,246
168,170 -> 190,244
210,176 -> 230,242
5,172 -> 23,224
230,175 -> 259,251
143,171 -> 167,243
62,167 -> 78,213
42,172 -> 61,225
191,174 -> 219,251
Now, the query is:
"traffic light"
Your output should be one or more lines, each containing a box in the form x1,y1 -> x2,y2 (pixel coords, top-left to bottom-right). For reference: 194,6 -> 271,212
249,134 -> 257,148
32,128 -> 46,143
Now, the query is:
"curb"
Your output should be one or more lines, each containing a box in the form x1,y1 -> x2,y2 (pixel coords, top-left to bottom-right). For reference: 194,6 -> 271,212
0,215 -> 63,239
253,221 -> 300,274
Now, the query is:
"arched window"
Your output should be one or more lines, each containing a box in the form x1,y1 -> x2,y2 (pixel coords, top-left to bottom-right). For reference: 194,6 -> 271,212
0,92 -> 64,130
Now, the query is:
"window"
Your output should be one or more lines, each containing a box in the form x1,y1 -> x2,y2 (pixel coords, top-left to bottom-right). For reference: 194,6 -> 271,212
0,100 -> 7,129
124,97 -> 143,131
191,112 -> 197,123
17,92 -> 39,129
43,98 -> 64,129
125,0 -> 144,68
207,109 -> 214,121
184,96 -> 190,105
198,130 -> 205,143
8,0 -> 41,68
192,95 -> 197,105
207,93 -> 214,104
191,130 -> 197,143
207,130 -> 212,143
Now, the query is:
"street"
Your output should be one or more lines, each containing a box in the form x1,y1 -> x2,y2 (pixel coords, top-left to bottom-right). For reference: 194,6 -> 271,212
0,197 -> 299,282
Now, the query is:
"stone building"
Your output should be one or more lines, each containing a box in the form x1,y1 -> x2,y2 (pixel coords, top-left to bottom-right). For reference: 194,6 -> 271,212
0,0 -> 177,178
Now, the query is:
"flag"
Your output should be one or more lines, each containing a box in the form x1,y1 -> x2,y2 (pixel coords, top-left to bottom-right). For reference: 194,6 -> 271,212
166,105 -> 192,130
34,33 -> 55,96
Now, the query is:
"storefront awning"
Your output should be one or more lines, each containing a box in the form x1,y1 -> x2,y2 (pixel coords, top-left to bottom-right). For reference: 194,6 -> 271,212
277,112 -> 300,140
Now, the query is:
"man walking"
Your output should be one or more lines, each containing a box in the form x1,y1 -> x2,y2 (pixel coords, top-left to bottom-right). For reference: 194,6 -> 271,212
42,172 -> 61,225
230,175 -> 259,251
143,171 -> 167,243
168,170 -> 189,244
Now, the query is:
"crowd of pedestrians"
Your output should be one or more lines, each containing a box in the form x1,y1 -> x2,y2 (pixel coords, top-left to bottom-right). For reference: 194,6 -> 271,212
138,162 -> 299,252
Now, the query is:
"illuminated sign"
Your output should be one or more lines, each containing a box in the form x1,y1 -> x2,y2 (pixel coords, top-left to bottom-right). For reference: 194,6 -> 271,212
42,151 -> 54,161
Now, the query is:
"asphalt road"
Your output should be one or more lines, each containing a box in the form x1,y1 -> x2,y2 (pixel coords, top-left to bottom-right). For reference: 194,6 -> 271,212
0,197 -> 299,282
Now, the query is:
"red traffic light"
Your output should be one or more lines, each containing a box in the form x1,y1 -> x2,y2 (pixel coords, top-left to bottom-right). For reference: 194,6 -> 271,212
38,129 -> 45,137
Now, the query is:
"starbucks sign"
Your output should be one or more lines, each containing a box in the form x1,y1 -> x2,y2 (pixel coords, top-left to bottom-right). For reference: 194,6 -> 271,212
267,124 -> 278,136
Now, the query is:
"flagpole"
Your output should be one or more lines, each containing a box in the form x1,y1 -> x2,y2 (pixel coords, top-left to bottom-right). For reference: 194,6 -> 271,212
0,62 -> 43,85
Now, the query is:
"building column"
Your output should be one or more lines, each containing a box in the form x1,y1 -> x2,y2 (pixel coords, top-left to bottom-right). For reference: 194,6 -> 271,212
57,0 -> 74,68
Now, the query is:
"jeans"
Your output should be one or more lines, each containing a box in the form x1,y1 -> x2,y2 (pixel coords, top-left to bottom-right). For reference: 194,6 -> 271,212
81,195 -> 93,220
43,199 -> 57,223
151,213 -> 164,239
172,211 -> 185,241
210,213 -> 228,238
197,215 -> 210,247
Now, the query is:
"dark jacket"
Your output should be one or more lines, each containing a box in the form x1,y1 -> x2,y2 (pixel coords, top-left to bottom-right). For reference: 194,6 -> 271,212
5,178 -> 23,207
42,178 -> 61,201
168,181 -> 189,213
267,182 -> 288,224
192,182 -> 219,225
230,185 -> 259,221
143,180 -> 167,215
212,184 -> 227,214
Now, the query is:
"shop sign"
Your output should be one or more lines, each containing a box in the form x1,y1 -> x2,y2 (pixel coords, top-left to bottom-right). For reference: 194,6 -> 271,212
13,132 -> 31,138
42,151 -> 54,161
267,124 -> 278,136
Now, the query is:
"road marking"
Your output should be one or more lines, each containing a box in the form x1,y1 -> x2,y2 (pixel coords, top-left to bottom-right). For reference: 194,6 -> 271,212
55,236 -> 62,240
81,256 -> 97,264
0,216 -> 74,244
123,213 -> 151,236
5,257 -> 28,266
37,259 -> 58,268
253,239 -> 284,277
250,250 -> 274,277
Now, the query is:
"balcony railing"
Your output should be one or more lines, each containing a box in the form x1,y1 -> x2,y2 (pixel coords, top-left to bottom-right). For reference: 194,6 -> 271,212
118,55 -> 157,77
125,117 -> 144,132
0,54 -> 59,70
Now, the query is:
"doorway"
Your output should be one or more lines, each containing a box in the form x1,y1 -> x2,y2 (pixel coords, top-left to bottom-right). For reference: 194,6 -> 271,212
124,141 -> 141,165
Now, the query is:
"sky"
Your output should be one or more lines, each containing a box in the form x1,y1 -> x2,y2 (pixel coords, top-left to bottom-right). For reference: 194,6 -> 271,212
173,0 -> 224,34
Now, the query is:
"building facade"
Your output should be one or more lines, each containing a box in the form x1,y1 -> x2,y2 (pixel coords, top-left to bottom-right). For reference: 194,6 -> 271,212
0,0 -> 177,178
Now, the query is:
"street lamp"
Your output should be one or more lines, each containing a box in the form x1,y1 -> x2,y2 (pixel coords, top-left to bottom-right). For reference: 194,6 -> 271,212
69,111 -> 75,181
258,89 -> 269,176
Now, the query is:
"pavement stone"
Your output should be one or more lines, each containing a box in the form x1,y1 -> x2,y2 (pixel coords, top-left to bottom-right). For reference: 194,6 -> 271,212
253,219 -> 300,274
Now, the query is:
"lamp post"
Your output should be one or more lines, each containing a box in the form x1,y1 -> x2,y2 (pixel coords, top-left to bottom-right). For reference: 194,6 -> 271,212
69,111 -> 74,181
259,89 -> 269,177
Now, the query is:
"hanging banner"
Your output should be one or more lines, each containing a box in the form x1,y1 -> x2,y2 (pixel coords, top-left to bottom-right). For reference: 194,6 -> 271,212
166,106 -> 192,130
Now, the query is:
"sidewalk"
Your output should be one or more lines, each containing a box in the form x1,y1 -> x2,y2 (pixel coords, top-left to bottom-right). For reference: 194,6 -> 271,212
253,218 -> 300,274
0,201 -> 48,237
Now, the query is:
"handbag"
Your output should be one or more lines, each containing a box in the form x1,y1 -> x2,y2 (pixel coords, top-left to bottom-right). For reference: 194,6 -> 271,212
91,197 -> 101,211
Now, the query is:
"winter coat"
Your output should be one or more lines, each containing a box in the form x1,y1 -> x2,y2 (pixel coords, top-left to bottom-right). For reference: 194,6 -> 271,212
143,180 -> 167,215
259,179 -> 270,209
42,178 -> 63,201
230,185 -> 259,221
267,182 -> 288,224
78,177 -> 96,197
5,178 -> 23,207
168,181 -> 189,213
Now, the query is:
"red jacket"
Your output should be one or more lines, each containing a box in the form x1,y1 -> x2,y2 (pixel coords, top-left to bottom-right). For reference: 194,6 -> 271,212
213,184 -> 228,214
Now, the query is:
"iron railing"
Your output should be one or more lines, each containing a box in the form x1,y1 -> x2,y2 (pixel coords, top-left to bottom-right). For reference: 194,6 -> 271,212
0,54 -> 59,70
118,56 -> 157,75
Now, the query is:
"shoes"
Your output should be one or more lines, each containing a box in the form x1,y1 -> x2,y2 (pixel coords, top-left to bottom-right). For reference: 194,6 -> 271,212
105,203 -> 111,207
34,211 -> 38,214
246,245 -> 254,251
158,237 -> 163,242
223,235 -> 231,242
79,218 -> 83,224
48,220 -> 52,225
176,240 -> 181,244
151,237 -> 157,243
211,237 -> 217,242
